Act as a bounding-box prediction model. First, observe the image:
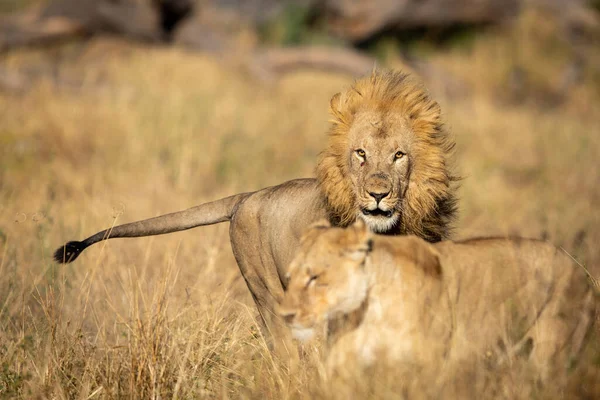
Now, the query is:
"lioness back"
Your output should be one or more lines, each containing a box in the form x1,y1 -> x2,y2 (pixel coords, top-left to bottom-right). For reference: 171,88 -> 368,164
280,221 -> 596,383
434,237 -> 594,370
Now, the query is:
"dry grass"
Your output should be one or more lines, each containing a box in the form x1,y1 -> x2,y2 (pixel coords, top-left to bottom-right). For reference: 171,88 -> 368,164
1,9 -> 599,399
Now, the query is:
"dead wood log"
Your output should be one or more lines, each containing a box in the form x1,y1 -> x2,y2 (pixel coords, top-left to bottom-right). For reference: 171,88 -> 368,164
0,11 -> 87,52
323,0 -> 521,41
248,46 -> 377,80
0,0 -> 163,52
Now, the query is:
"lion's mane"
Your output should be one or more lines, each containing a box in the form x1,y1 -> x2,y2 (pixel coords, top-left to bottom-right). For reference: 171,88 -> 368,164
316,70 -> 458,242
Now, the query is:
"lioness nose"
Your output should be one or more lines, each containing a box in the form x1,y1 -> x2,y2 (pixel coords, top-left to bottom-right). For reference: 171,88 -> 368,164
277,305 -> 297,324
280,310 -> 296,324
369,191 -> 389,203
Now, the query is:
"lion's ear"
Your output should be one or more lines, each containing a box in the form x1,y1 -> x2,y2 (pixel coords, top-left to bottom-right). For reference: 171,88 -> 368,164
329,92 -> 343,119
406,236 -> 442,278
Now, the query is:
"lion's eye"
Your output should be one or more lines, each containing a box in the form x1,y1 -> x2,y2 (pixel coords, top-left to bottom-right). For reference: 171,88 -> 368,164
356,149 -> 366,158
394,151 -> 405,160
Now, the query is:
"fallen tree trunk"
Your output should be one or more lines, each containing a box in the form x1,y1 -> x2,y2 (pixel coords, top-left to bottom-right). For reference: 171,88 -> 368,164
248,46 -> 378,80
323,0 -> 521,41
0,12 -> 87,52
0,0 -> 162,53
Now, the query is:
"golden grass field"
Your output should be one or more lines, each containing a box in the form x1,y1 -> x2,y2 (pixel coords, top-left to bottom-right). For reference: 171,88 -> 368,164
0,8 -> 599,399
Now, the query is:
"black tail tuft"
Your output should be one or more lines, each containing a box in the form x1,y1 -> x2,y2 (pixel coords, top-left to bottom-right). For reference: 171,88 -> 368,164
53,241 -> 86,263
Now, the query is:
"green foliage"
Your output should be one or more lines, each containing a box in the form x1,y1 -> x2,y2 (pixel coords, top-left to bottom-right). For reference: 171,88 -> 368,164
367,36 -> 403,63
259,3 -> 312,45
359,24 -> 482,63
0,0 -> 40,14
258,2 -> 342,47
0,362 -> 28,398
0,343 -> 31,399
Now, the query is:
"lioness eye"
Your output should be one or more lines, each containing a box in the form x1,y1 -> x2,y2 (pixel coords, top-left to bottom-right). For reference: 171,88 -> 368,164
356,149 -> 366,158
395,151 -> 405,160
306,274 -> 318,287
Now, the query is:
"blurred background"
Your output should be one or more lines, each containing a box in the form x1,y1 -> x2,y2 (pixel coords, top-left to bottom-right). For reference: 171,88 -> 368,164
0,0 -> 599,398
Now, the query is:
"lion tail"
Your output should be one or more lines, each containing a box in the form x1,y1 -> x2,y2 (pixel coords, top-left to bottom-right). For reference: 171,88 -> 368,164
53,192 -> 252,263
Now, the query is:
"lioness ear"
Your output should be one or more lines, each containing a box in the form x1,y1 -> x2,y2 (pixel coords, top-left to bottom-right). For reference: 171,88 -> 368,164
352,217 -> 367,230
351,218 -> 371,243
344,219 -> 372,261
310,219 -> 331,230
406,236 -> 442,278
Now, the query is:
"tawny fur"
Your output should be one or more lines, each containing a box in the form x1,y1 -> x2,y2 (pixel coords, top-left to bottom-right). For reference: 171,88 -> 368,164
280,221 -> 596,382
53,70 -> 458,360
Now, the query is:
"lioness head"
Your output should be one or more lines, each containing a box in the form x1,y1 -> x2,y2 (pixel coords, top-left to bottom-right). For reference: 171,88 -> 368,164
278,218 -> 443,342
316,70 -> 457,240
277,219 -> 372,342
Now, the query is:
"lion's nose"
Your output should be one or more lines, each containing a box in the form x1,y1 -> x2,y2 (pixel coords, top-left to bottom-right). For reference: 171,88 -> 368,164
369,191 -> 390,203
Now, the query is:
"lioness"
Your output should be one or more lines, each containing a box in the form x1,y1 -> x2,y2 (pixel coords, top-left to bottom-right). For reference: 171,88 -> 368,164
53,71 -> 457,358
279,220 -> 595,380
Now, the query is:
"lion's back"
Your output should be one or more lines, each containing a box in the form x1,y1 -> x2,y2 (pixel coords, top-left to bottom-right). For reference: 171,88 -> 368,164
230,178 -> 328,282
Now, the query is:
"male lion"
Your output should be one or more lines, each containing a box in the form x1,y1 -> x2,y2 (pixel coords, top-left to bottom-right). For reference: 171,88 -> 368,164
278,220 -> 596,384
53,70 -> 457,358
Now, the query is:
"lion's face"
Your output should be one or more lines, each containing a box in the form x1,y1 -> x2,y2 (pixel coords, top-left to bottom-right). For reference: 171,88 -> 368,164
316,70 -> 457,242
278,220 -> 371,342
347,111 -> 412,233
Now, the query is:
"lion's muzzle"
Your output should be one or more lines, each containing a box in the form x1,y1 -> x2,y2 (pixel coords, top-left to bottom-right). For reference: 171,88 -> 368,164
365,173 -> 392,203
361,173 -> 396,220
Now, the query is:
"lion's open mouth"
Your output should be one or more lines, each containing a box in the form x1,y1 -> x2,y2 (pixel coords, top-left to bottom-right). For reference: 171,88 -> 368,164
362,208 -> 393,218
